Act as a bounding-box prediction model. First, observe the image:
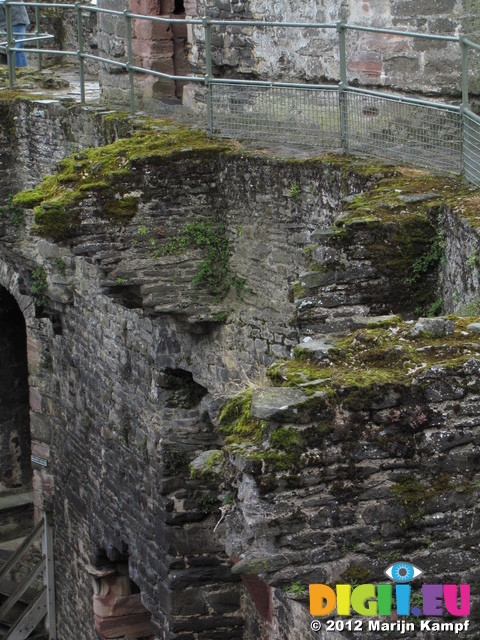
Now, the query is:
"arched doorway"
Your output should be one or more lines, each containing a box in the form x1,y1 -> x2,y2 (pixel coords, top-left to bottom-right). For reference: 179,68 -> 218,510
0,285 -> 33,541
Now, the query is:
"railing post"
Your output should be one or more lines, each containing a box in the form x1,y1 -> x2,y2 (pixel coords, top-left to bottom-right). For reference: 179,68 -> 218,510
124,8 -> 135,115
203,16 -> 213,138
337,20 -> 348,154
5,0 -> 15,88
460,35 -> 470,179
460,36 -> 469,113
43,512 -> 57,640
35,4 -> 42,70
76,2 -> 85,105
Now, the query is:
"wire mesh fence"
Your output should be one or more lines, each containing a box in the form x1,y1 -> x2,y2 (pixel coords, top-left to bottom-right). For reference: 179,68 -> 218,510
210,82 -> 463,174
463,111 -> 480,187
210,83 -> 342,148
345,91 -> 463,173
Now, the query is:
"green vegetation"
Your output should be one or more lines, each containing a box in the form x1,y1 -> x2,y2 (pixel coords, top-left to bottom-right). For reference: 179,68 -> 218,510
217,391 -> 265,444
190,490 -> 219,512
161,221 -> 245,298
31,267 -> 48,308
164,449 -> 190,473
55,257 -> 66,276
408,214 -> 446,284
283,581 -> 307,596
0,194 -> 25,227
12,123 -> 231,239
340,565 -> 371,588
268,317 -> 480,407
287,180 -> 301,199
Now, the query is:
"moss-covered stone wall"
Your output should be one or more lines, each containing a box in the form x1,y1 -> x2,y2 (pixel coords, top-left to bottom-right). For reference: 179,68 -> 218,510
1,96 -> 480,639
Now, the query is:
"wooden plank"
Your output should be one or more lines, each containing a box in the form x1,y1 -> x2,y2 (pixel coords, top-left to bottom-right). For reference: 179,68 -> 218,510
3,587 -> 47,640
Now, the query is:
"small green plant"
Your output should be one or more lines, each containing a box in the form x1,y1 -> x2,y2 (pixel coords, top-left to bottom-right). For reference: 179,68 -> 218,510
115,277 -> 126,284
164,449 -> 190,473
138,225 -> 147,235
190,490 -> 218,512
409,216 -> 446,284
31,267 -> 48,308
149,238 -> 160,259
161,221 -> 243,298
0,194 -> 25,227
466,251 -> 479,268
223,491 -> 236,505
461,296 -> 480,316
287,180 -> 301,199
426,298 -> 443,317
82,413 -> 91,427
283,581 -> 307,596
55,257 -> 66,276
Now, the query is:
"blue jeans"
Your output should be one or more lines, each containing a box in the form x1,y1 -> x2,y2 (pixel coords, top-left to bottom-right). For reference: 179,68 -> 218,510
13,24 -> 28,67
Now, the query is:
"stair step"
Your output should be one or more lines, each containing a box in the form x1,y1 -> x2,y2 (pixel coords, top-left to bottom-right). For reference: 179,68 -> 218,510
0,577 -> 41,603
0,494 -> 34,544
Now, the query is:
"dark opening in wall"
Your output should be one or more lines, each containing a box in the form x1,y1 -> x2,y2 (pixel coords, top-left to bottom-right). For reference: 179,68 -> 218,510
157,368 -> 208,409
0,286 -> 32,498
89,546 -> 153,639
174,0 -> 185,14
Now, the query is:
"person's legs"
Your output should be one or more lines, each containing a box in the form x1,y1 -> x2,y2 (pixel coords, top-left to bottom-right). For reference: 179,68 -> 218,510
12,24 -> 27,67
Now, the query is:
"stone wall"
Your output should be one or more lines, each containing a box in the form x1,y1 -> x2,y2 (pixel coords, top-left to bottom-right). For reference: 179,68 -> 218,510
0,96 -> 480,639
96,0 -> 480,110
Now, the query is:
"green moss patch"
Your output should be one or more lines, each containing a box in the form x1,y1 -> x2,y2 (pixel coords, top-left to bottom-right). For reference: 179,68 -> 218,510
218,391 -> 266,445
268,318 -> 480,406
13,122 -> 232,239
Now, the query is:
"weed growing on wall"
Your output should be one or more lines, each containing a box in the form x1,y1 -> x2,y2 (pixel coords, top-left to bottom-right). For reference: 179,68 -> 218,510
162,221 -> 245,298
0,194 -> 25,227
408,213 -> 446,284
31,267 -> 48,309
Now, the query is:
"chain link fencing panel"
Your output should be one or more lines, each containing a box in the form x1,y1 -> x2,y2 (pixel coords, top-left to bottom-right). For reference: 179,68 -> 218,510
210,83 -> 342,148
345,91 -> 462,173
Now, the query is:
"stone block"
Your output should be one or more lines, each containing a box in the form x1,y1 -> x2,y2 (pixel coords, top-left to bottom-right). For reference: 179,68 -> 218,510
29,386 -> 42,412
250,387 -> 309,420
133,0 -> 161,14
94,612 -> 153,639
93,593 -> 149,617
27,336 -> 42,368
134,18 -> 173,41
31,440 -> 50,461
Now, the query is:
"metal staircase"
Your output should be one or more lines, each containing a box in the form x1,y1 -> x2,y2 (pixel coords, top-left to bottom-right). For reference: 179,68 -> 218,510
0,513 -> 56,640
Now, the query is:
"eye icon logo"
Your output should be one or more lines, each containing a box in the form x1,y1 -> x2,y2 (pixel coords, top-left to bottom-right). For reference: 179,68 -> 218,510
384,562 -> 423,583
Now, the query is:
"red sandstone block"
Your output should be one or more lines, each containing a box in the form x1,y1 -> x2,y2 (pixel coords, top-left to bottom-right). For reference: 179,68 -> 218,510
151,56 -> 175,74
27,336 -> 42,368
134,18 -> 173,41
132,39 -> 173,61
93,593 -> 150,617
32,469 -> 54,515
29,387 -> 42,412
173,38 -> 190,75
131,0 -> 160,16
349,59 -> 383,79
160,0 -> 175,11
171,21 -> 187,39
184,0 -> 197,16
31,440 -> 50,461
94,612 -> 153,639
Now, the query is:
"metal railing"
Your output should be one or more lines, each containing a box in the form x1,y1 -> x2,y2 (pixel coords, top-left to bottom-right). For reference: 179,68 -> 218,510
1,4 -> 480,185
0,512 -> 56,639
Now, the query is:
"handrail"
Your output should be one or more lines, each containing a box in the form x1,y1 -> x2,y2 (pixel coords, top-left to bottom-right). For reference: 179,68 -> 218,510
0,2 -> 479,184
0,512 -> 56,639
